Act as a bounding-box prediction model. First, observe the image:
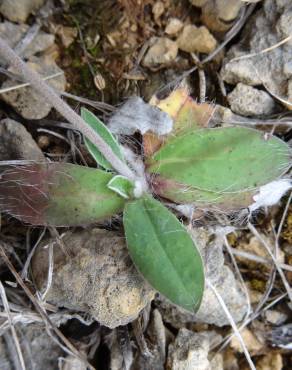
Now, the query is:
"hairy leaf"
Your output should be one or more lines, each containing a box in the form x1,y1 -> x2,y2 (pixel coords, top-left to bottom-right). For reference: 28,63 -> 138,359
107,175 -> 135,199
147,127 -> 291,208
123,196 -> 204,312
0,163 -> 125,226
81,107 -> 124,170
150,176 -> 256,211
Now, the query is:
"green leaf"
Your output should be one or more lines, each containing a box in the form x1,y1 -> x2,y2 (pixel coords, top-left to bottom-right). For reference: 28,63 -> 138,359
144,88 -> 214,158
107,175 -> 135,199
147,127 -> 291,208
150,176 -> 256,211
0,163 -> 125,226
81,107 -> 124,170
123,196 -> 204,312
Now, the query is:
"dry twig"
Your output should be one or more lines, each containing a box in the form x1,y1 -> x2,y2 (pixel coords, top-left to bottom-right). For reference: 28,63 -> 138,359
0,245 -> 95,370
0,282 -> 26,370
0,37 -> 138,183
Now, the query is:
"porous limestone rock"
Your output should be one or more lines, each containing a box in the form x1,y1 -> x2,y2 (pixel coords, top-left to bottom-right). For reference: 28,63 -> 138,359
190,0 -> 243,32
165,18 -> 184,35
227,83 -> 275,116
177,25 -> 217,54
1,57 -> 66,120
142,37 -> 178,68
221,0 -> 292,109
0,324 -> 63,369
0,0 -> 45,23
32,228 -> 154,329
0,118 -> 44,161
0,21 -> 55,62
167,329 -> 223,370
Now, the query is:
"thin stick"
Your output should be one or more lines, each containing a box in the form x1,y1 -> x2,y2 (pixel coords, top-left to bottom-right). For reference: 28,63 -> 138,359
231,34 -> 292,62
224,236 -> 251,318
0,37 -> 137,182
248,223 -> 292,302
14,23 -> 41,57
21,227 -> 46,280
207,280 -> 256,370
276,191 -> 292,246
214,292 -> 286,353
0,67 -> 114,112
198,70 -> 206,103
0,245 -> 95,370
0,282 -> 26,370
41,242 -> 54,300
0,72 -> 63,94
228,247 -> 292,272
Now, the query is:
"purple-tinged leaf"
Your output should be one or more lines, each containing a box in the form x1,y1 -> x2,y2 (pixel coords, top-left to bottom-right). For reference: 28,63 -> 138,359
0,163 -> 125,226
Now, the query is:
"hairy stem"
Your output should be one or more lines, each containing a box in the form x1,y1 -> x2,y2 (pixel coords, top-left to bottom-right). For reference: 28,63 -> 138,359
0,37 -> 137,181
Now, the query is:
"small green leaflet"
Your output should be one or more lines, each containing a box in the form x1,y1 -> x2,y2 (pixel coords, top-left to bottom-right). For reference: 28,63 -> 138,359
107,175 -> 135,199
123,196 -> 205,312
81,107 -> 124,170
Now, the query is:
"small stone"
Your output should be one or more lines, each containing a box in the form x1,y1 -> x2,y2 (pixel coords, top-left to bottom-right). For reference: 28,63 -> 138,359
152,2 -> 164,23
22,33 -> 55,59
61,357 -> 87,370
221,58 -> 262,86
56,25 -> 78,48
0,118 -> 44,161
165,18 -> 184,35
288,78 -> 292,104
0,323 -> 64,369
283,62 -> 292,77
1,57 -> 66,120
0,21 -> 55,61
37,135 -> 50,150
177,25 -> 217,54
143,37 -> 178,68
190,0 -> 208,6
237,235 -> 285,267
200,0 -> 243,32
220,0 -> 292,108
32,228 -> 154,329
210,354 -> 224,370
246,282 -> 264,305
0,21 -> 27,50
227,83 -> 275,116
223,349 -> 238,370
265,310 -> 287,325
230,328 -> 263,354
132,309 -> 166,370
167,329 -> 223,370
257,352 -> 283,370
277,10 -> 292,39
0,0 -> 45,23
214,0 -> 243,22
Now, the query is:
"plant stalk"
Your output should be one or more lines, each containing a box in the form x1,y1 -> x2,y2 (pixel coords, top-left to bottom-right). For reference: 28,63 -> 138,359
0,37 -> 137,182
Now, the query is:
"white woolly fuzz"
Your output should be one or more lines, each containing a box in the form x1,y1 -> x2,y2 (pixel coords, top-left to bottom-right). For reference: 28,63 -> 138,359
249,179 -> 292,212
174,204 -> 195,219
133,180 -> 143,198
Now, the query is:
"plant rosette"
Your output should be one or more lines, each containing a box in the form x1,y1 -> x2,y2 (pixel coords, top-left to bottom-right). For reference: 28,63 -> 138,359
1,92 -> 291,314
